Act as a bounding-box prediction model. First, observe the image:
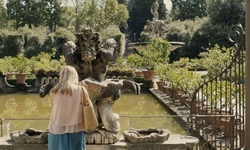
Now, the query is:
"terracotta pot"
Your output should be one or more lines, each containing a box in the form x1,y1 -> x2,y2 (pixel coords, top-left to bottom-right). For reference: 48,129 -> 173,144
185,99 -> 204,114
175,90 -> 184,100
156,81 -> 165,91
142,70 -> 155,81
214,117 -> 232,137
179,94 -> 189,105
162,86 -> 171,95
15,74 -> 27,84
170,88 -> 181,99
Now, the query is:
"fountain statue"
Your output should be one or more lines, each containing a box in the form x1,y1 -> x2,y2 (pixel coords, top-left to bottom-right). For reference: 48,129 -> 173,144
151,0 -> 159,20
141,0 -> 169,39
129,1 -> 185,52
39,28 -> 141,144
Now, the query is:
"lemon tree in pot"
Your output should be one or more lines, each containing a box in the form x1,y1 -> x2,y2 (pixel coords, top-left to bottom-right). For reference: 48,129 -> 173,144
139,38 -> 171,81
127,53 -> 144,78
10,55 -> 32,84
0,56 -> 15,78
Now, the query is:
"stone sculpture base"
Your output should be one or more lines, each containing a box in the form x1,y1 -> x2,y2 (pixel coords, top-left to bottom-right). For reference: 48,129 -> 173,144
85,130 -> 119,144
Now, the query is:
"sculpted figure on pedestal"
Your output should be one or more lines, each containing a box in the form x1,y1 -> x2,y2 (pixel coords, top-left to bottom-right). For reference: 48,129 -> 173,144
151,0 -> 159,20
41,28 -> 140,144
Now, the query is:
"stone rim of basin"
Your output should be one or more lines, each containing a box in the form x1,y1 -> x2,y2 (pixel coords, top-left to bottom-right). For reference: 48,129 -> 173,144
10,128 -> 48,144
123,128 -> 170,143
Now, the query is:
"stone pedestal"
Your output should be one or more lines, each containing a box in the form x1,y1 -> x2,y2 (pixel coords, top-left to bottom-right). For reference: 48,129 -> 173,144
0,134 -> 199,150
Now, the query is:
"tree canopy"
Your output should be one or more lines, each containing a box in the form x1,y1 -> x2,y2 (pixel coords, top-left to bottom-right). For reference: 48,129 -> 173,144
171,0 -> 207,21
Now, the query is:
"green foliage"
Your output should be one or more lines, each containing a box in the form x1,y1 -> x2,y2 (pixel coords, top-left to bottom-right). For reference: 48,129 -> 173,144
40,35 -> 55,54
43,0 -> 63,33
171,0 -> 207,21
127,38 -> 171,72
6,0 -> 63,31
13,55 -> 32,74
189,22 -> 232,58
53,27 -> 75,42
0,34 -> 24,57
59,6 -> 77,31
171,58 -> 191,69
155,63 -> 169,81
189,58 -> 207,71
199,44 -> 232,78
140,38 -> 171,70
0,51 -> 65,76
127,0 -> 160,40
207,0 -> 245,26
76,0 -> 129,32
166,17 -> 208,61
0,56 -> 14,74
100,25 -> 123,42
127,53 -> 143,69
18,26 -> 47,58
0,0 -> 7,28
166,65 -> 202,93
166,17 -> 208,43
2,55 -> 32,74
108,56 -> 133,77
7,0 -> 44,29
30,52 -> 66,74
202,80 -> 237,108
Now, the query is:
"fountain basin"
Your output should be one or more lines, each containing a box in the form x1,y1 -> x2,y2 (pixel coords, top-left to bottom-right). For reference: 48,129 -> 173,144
123,128 -> 170,143
10,128 -> 48,144
128,41 -> 185,51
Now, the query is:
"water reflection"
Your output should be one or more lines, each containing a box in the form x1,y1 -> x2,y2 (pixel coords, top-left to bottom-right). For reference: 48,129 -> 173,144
0,92 -> 187,136
113,92 -> 187,135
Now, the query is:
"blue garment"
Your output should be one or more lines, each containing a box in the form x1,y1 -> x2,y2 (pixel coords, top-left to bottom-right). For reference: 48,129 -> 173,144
48,131 -> 85,150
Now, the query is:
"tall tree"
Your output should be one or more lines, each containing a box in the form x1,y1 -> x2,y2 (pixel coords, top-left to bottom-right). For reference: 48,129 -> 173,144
0,0 -> 7,28
6,0 -> 22,29
6,0 -> 44,29
127,0 -> 152,41
43,0 -> 63,33
171,0 -> 207,21
76,0 -> 129,32
207,0 -> 245,26
6,0 -> 62,31
59,6 -> 77,30
118,0 -> 128,5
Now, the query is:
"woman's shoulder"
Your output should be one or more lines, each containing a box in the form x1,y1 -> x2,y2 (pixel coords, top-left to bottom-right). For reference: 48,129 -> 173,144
72,84 -> 81,90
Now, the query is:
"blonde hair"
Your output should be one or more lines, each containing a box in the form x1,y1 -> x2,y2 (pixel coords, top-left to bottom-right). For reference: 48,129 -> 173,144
50,65 -> 79,96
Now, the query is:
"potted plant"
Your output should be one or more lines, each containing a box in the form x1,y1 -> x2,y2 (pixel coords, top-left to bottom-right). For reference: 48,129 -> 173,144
127,54 -> 144,78
0,56 -> 15,78
7,55 -> 32,84
155,63 -> 169,91
138,38 -> 171,81
31,52 -> 65,77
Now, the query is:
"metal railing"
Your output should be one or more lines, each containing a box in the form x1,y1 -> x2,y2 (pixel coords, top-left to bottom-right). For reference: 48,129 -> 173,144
189,23 -> 245,149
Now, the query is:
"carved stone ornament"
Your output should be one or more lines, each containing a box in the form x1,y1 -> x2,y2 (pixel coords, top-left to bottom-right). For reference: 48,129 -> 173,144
10,128 -> 49,144
123,128 -> 170,143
